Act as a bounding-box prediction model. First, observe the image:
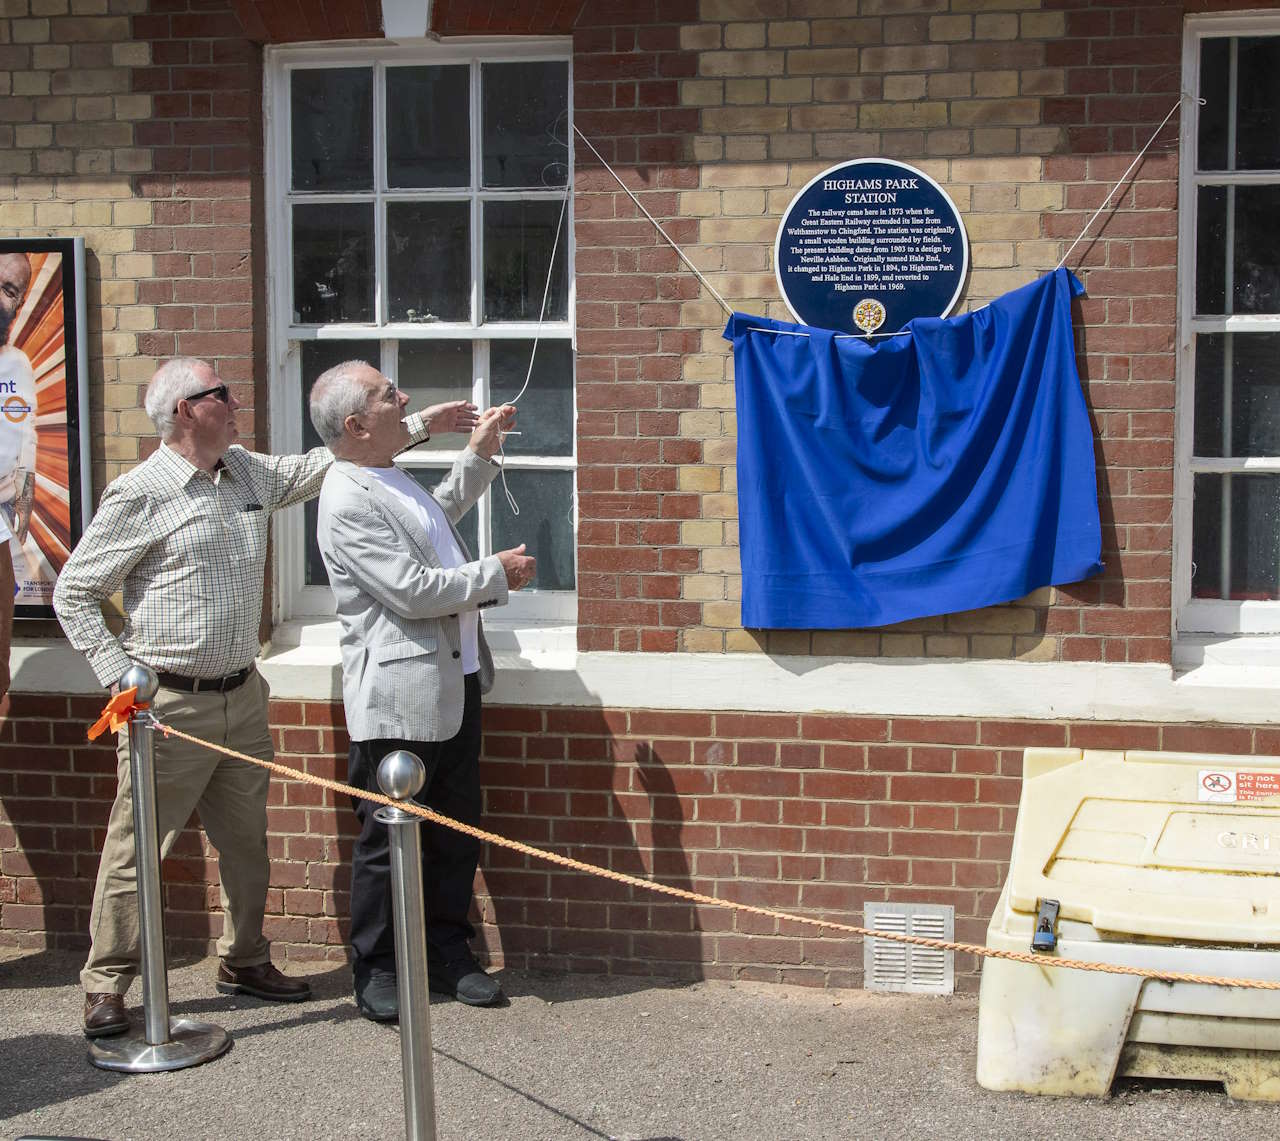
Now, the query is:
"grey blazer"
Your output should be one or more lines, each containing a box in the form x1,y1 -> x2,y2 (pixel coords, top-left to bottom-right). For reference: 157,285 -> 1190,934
316,450 -> 508,743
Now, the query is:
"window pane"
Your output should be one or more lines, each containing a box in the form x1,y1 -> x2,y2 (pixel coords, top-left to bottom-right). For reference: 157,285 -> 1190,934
1198,38 -> 1230,171
1192,472 -> 1280,600
398,341 -> 473,453
1196,186 -> 1280,315
492,469 -> 575,591
490,340 -> 573,457
387,65 -> 470,188
482,61 -> 569,188
291,68 -> 372,191
1194,333 -> 1280,457
293,203 -> 375,323
1236,38 -> 1280,169
387,202 -> 470,323
1192,473 -> 1223,598
404,466 -> 479,555
301,341 -> 381,586
1201,37 -> 1280,171
483,200 -> 569,322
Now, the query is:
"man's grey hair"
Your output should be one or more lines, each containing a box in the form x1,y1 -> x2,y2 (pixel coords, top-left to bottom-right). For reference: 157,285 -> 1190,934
309,360 -> 375,449
144,357 -> 215,439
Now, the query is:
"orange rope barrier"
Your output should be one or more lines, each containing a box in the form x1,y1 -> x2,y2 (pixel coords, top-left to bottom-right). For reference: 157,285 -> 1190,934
98,706 -> 1280,993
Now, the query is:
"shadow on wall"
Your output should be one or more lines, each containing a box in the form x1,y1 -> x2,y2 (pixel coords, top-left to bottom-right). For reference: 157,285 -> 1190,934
0,689 -> 116,957
477,724 -> 705,997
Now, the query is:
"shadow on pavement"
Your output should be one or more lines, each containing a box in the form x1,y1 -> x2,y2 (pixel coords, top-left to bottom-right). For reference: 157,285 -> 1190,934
434,1043 -> 687,1141
496,967 -> 699,1004
0,1031 -> 124,1118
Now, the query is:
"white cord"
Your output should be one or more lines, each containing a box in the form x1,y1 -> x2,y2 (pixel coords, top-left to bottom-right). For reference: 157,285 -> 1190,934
496,190 -> 570,517
1055,94 -> 1195,271
573,125 -> 735,317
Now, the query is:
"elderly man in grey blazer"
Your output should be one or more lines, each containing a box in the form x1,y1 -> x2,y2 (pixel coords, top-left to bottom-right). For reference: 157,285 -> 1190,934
310,360 -> 535,1020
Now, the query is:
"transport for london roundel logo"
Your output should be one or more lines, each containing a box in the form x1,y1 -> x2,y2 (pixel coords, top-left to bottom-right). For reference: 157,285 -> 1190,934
2,396 -> 31,424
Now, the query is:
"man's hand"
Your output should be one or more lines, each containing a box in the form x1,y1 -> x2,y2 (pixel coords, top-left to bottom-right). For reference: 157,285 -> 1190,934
422,399 -> 479,437
496,543 -> 536,591
470,405 -> 517,461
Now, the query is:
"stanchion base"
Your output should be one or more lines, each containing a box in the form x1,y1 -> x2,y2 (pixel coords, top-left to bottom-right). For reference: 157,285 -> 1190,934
88,1017 -> 232,1073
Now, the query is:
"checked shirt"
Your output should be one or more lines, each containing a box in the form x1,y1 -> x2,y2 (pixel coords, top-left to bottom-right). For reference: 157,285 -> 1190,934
54,412 -> 428,688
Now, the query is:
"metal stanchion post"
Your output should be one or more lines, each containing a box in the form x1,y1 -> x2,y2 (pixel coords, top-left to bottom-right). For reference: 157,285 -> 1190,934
89,664 -> 232,1073
375,750 -> 438,1141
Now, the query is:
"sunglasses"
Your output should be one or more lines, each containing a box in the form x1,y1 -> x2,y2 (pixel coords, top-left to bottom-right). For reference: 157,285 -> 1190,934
175,383 -> 230,412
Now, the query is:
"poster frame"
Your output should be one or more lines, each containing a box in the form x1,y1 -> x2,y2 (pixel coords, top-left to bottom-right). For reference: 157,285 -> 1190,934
0,236 -> 91,619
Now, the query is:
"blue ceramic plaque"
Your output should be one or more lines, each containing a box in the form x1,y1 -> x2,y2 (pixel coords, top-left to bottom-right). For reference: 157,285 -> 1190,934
774,158 -> 968,335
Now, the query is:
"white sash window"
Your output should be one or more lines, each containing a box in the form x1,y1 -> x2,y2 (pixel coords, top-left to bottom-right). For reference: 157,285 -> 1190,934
1177,17 -> 1280,657
265,41 -> 575,624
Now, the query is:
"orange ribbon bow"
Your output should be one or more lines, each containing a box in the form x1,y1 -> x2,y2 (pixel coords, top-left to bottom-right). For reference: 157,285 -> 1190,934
87,686 -> 147,740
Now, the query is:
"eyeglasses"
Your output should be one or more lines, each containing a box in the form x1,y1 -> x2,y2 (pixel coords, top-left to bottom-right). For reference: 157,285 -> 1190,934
175,383 -> 230,412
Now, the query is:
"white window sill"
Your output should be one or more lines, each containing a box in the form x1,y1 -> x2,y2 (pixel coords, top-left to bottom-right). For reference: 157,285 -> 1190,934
260,618 -> 578,699
1173,634 -> 1280,690
13,631 -> 1280,725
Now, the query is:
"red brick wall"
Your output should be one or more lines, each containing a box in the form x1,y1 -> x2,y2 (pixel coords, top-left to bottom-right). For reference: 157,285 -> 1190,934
432,0 -> 582,37
1038,1 -> 1181,665
3,694 -> 1276,988
572,3 -> 704,655
565,0 -> 1190,661
230,0 -> 381,44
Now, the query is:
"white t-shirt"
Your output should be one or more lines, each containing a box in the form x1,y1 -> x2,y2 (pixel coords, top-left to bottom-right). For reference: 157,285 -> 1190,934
367,464 -> 480,674
0,345 -> 36,501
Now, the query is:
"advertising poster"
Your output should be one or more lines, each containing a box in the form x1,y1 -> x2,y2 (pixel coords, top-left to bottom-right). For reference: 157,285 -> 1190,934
0,237 -> 90,616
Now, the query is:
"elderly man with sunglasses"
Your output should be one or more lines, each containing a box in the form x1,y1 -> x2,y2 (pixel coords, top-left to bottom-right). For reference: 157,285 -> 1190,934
53,356 -> 479,1039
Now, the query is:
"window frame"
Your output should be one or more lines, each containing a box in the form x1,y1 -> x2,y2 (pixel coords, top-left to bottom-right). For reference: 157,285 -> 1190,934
264,39 -> 576,624
1175,14 -> 1280,639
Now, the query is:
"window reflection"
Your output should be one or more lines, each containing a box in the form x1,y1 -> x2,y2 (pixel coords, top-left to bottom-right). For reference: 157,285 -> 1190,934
293,202 -> 375,323
291,68 -> 373,191
387,65 -> 470,188
1192,473 -> 1280,600
1198,37 -> 1280,171
482,61 -> 569,188
398,342 -> 474,452
492,469 -> 575,591
1194,334 -> 1280,458
490,340 -> 573,456
483,200 -> 569,322
388,202 -> 471,323
1195,186 -> 1280,315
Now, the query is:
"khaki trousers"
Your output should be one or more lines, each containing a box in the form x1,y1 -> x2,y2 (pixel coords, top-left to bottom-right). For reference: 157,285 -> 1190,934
81,670 -> 274,995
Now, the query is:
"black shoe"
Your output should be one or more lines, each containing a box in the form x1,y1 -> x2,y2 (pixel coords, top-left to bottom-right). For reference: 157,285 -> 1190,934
428,954 -> 504,1007
354,964 -> 399,1022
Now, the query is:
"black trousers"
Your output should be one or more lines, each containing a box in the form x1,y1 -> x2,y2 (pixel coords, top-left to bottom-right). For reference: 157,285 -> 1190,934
347,673 -> 483,971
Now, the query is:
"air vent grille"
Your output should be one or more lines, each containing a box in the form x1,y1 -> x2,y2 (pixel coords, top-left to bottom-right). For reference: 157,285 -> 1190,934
863,902 -> 954,995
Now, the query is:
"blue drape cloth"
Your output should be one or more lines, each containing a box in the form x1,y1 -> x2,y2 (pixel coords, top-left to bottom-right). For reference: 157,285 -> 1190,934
726,268 -> 1102,629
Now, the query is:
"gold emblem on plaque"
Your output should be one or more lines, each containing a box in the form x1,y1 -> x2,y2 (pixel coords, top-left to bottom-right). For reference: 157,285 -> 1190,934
853,298 -> 886,335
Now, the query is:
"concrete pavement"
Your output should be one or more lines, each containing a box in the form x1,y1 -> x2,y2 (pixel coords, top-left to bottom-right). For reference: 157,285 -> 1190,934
0,948 -> 1272,1141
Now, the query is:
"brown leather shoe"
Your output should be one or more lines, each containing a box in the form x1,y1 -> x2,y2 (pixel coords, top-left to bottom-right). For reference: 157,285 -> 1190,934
83,991 -> 128,1038
215,960 -> 311,1003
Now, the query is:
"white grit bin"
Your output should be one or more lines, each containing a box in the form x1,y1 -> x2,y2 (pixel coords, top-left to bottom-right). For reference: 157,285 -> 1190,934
976,748 -> 1280,1101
